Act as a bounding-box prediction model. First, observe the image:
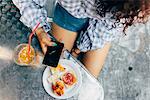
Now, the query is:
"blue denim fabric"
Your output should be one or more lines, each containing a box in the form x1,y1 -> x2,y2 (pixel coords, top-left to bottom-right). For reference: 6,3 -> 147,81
53,3 -> 89,32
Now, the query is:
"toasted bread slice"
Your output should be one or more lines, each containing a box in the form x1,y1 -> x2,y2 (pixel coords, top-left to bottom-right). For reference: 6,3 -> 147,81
52,80 -> 65,96
61,70 -> 77,88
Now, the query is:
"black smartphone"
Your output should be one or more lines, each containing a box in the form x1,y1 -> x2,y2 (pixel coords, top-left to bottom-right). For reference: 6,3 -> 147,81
42,42 -> 64,67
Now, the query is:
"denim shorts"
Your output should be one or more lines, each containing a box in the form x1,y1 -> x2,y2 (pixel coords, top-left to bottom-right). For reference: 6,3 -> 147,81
53,3 -> 89,32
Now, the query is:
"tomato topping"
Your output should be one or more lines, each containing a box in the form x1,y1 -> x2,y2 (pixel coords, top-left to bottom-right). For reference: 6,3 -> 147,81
52,84 -> 56,90
62,72 -> 76,86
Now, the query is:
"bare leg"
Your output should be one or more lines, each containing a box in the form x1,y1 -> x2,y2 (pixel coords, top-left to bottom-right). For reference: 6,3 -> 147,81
81,43 -> 111,78
51,22 -> 77,51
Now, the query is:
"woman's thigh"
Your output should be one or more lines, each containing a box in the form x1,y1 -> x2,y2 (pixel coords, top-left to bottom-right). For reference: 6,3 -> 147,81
51,22 -> 77,51
81,42 -> 111,78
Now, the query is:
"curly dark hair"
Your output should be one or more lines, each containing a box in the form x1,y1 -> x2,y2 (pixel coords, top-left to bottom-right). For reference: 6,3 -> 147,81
95,0 -> 150,32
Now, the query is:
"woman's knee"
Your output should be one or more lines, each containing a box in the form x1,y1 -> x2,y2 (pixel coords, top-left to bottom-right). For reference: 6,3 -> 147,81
81,43 -> 111,77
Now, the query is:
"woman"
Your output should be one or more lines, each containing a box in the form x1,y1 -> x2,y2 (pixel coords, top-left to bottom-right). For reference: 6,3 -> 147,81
12,0 -> 150,78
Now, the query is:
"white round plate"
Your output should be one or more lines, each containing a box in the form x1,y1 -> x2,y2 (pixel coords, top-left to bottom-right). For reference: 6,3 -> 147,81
42,59 -> 82,99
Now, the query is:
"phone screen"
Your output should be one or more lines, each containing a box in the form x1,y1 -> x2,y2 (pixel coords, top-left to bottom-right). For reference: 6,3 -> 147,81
42,42 -> 64,67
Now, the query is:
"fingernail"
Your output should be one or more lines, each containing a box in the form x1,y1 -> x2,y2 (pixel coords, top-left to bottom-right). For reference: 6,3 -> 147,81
53,43 -> 57,46
60,41 -> 64,44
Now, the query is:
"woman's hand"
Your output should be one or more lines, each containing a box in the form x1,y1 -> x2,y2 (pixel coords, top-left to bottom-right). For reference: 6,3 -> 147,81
71,48 -> 81,58
36,27 -> 56,54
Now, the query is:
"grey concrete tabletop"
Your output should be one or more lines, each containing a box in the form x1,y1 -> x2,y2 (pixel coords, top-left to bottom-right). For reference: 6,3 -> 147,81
0,0 -> 150,100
